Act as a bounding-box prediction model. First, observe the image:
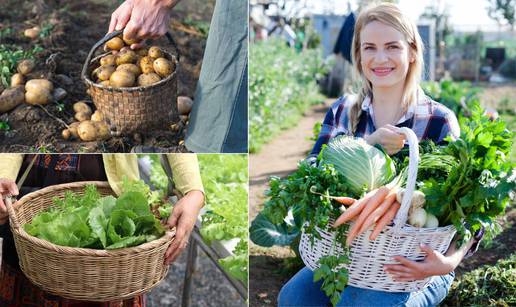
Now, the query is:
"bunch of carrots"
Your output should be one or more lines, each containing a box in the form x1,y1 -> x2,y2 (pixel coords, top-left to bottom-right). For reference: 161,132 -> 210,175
313,186 -> 401,246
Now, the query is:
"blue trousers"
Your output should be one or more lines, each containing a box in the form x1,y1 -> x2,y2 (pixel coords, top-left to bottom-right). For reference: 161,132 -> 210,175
278,267 -> 454,307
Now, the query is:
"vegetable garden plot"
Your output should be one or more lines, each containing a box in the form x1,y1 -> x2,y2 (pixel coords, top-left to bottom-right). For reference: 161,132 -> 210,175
0,0 -> 212,152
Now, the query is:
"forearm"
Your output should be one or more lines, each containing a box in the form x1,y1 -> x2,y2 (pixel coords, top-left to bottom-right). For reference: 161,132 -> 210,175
149,0 -> 181,9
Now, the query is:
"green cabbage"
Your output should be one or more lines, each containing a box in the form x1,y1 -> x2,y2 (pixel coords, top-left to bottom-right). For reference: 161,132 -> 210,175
320,135 -> 396,195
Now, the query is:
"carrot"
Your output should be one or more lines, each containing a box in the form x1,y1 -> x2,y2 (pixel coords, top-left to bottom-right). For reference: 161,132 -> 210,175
309,186 -> 356,205
369,201 -> 401,241
357,191 -> 397,235
345,186 -> 390,246
333,188 -> 378,228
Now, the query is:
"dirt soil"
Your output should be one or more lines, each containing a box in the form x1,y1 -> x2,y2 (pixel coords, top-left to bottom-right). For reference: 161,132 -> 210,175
0,0 -> 213,152
249,90 -> 516,306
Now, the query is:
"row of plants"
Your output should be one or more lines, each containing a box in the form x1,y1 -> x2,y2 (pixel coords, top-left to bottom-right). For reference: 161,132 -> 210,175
249,39 -> 329,153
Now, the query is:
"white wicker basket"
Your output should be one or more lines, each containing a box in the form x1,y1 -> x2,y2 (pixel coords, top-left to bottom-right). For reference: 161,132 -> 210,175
299,127 -> 456,292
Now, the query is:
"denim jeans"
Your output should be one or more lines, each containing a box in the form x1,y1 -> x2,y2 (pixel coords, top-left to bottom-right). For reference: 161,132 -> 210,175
278,267 -> 455,307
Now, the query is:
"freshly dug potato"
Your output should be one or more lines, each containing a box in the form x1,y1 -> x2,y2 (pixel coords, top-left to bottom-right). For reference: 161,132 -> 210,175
148,46 -> 163,59
91,111 -> 104,122
11,73 -> 24,87
116,49 -> 137,65
68,122 -> 80,138
0,86 -> 25,113
25,79 -> 53,93
24,27 -> 40,39
105,37 -> 124,50
100,54 -> 116,66
17,59 -> 36,75
75,111 -> 91,122
95,121 -> 111,140
153,58 -> 174,77
100,80 -> 111,87
110,70 -> 135,88
177,96 -> 193,115
136,48 -> 149,57
139,56 -> 155,74
78,120 -> 98,141
96,65 -> 116,81
117,63 -> 141,76
62,129 -> 71,140
73,101 -> 92,114
137,73 -> 161,86
25,90 -> 52,105
123,35 -> 140,46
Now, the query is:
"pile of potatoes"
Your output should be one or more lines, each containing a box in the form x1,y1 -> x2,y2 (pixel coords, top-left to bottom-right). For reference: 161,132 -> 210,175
62,101 -> 110,142
91,35 -> 176,88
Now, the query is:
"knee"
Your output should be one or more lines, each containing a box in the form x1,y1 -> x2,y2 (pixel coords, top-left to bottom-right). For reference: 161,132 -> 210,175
277,281 -> 291,306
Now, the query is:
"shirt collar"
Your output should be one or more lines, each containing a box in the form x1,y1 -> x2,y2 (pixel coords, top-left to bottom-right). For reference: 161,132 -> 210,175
361,89 -> 425,125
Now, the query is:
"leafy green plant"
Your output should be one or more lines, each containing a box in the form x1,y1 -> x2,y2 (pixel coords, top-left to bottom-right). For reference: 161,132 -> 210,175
0,44 -> 42,87
0,121 -> 10,131
421,80 -> 482,116
39,23 -> 54,39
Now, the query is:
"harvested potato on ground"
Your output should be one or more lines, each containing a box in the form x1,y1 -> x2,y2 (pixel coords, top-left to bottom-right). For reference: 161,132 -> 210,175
95,121 -> 111,140
11,74 -> 24,87
0,86 -> 25,113
136,48 -> 149,57
62,129 -> 71,140
24,26 -> 40,39
177,96 -> 193,115
78,120 -> 98,141
68,122 -> 80,138
153,58 -> 174,78
116,49 -> 137,65
117,63 -> 141,76
75,111 -> 91,122
25,79 -> 53,93
25,90 -> 52,105
148,46 -> 163,59
100,54 -> 116,66
106,37 -> 124,50
73,101 -> 92,114
137,73 -> 161,86
96,65 -> 116,81
139,56 -> 155,74
91,111 -> 104,122
110,70 -> 135,87
17,59 -> 36,75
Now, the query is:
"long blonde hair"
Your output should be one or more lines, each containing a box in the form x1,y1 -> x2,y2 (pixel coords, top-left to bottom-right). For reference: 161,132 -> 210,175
349,3 -> 424,134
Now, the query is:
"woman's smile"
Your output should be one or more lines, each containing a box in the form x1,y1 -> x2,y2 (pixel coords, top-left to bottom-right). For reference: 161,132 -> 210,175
372,67 -> 395,77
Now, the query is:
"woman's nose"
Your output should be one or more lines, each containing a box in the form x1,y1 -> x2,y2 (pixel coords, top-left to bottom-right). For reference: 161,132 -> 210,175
374,50 -> 388,63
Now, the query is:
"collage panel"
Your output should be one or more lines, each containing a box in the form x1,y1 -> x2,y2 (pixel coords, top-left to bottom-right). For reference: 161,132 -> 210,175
0,153 -> 248,306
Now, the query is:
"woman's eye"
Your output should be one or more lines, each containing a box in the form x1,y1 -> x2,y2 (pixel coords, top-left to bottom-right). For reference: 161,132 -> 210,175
388,45 -> 399,49
364,46 -> 374,50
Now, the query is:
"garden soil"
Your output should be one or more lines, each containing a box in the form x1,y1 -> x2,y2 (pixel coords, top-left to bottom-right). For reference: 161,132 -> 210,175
0,0 -> 213,152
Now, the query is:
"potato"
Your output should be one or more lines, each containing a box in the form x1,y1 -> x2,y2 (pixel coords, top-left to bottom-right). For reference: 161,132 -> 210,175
105,37 -> 124,50
100,80 -> 111,87
0,86 -> 25,113
75,111 -> 91,122
25,79 -> 53,93
25,90 -> 52,105
62,129 -> 71,140
136,48 -> 149,57
24,27 -> 40,39
77,120 -> 97,141
123,35 -> 140,46
137,73 -> 161,86
95,121 -> 111,140
96,65 -> 116,81
11,73 -> 24,87
148,46 -> 163,59
17,59 -> 35,75
177,96 -> 193,115
153,58 -> 174,77
73,101 -> 92,114
139,56 -> 155,74
91,111 -> 104,122
69,122 -> 80,138
100,54 -> 116,66
117,63 -> 141,76
116,49 -> 137,65
109,70 -> 135,88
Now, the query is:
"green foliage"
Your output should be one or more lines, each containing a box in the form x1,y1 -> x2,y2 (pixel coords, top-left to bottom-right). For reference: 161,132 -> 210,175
313,253 -> 350,307
0,121 -> 10,131
24,183 -> 165,249
422,80 -> 482,116
39,23 -> 54,39
442,254 -> 516,307
197,154 -> 249,285
0,44 -> 42,87
249,40 -> 329,152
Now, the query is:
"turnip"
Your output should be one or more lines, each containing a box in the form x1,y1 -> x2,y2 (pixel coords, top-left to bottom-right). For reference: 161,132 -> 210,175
408,207 -> 427,228
424,213 -> 439,228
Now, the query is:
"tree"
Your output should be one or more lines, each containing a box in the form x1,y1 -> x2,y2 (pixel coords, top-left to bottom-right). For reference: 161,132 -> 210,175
487,0 -> 515,31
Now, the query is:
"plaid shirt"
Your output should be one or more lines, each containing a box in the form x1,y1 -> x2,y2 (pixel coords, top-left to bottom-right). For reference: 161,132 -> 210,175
308,91 -> 484,257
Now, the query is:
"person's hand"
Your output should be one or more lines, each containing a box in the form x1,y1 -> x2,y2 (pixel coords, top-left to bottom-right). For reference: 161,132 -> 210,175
0,178 -> 19,225
365,124 -> 405,155
108,0 -> 180,49
164,190 -> 204,265
383,244 -> 457,281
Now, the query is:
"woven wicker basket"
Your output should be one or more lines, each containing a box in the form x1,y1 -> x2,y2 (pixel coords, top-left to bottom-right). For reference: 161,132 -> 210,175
5,181 -> 175,301
299,127 -> 457,292
81,30 -> 180,136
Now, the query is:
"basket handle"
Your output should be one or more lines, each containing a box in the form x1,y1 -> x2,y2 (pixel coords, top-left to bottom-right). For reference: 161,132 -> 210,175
4,196 -> 20,230
81,29 -> 181,82
391,127 -> 419,233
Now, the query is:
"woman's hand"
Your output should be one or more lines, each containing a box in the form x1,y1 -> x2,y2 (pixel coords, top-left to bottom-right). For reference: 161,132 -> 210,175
164,190 -> 204,265
365,124 -> 405,155
0,178 -> 19,225
108,0 -> 180,49
383,244 -> 457,281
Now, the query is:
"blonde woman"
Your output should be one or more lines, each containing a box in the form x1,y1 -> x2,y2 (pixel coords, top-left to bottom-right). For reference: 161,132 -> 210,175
279,3 -> 482,306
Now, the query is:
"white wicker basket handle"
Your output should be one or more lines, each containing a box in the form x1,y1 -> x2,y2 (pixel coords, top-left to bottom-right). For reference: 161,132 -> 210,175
391,127 -> 419,233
